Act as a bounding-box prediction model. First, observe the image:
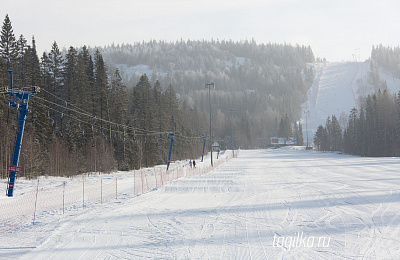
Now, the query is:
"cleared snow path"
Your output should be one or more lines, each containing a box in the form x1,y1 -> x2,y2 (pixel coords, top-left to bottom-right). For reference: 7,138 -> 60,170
303,62 -> 362,139
2,148 -> 400,259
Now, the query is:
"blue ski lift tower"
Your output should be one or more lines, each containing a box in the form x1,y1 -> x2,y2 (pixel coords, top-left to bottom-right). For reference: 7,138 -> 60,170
4,70 -> 39,197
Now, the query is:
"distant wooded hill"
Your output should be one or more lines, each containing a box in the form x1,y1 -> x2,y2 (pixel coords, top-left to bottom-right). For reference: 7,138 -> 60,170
96,39 -> 315,147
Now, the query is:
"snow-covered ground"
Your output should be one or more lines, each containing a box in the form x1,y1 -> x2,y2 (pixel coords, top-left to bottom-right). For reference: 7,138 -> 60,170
302,61 -> 400,146
1,147 -> 400,259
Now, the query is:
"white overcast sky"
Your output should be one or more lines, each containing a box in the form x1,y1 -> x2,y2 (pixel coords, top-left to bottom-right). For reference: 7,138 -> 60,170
3,0 -> 400,61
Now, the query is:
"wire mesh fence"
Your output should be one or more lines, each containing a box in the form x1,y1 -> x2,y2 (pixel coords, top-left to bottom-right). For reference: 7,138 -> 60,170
0,151 -> 238,234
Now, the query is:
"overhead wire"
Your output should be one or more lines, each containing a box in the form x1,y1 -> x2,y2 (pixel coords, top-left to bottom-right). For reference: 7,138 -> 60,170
3,84 -> 208,140
2,83 -> 209,141
35,92 -> 164,136
30,90 -> 207,140
31,99 -> 166,137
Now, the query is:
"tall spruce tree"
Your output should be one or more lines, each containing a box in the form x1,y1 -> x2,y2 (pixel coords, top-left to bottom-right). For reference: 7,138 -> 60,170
357,107 -> 367,156
94,49 -> 108,134
323,115 -> 343,152
0,14 -> 17,69
48,41 -> 64,135
298,122 -> 304,146
64,46 -> 81,152
14,34 -> 27,88
131,74 -> 156,167
314,125 -> 328,151
153,80 -> 167,164
109,68 -> 128,169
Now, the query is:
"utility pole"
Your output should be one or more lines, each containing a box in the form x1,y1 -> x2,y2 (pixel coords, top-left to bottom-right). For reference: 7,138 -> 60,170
304,103 -> 310,149
166,124 -> 176,171
4,71 -> 39,197
201,132 -> 207,162
205,82 -> 214,167
229,108 -> 235,157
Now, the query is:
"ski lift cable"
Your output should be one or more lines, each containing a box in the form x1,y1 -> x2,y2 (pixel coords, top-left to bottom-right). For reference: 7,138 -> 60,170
47,95 -> 162,135
35,102 -> 157,137
39,89 -> 206,139
4,88 -> 209,140
35,95 -> 95,120
31,99 -> 164,137
40,88 -> 93,116
34,95 -> 164,135
39,96 -> 204,140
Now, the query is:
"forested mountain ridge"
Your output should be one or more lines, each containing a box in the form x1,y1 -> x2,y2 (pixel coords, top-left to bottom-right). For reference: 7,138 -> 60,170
98,40 -> 314,92
96,40 -> 315,147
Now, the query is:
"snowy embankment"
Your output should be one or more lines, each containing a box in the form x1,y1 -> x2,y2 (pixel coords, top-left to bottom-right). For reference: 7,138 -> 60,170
1,148 -> 400,259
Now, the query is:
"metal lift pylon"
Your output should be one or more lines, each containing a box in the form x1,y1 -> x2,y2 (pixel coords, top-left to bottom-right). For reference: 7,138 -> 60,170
4,70 -> 38,197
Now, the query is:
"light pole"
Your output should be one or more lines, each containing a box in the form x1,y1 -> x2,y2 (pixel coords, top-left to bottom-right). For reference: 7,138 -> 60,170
354,48 -> 360,62
205,82 -> 214,167
229,108 -> 235,157
304,104 -> 310,149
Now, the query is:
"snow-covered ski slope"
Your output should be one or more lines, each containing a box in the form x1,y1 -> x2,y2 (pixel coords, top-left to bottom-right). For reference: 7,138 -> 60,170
2,147 -> 400,259
302,61 -> 400,144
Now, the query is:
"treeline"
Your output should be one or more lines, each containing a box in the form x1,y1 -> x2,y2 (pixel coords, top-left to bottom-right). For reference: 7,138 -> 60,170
277,114 -> 304,146
371,44 -> 400,78
343,90 -> 400,156
313,115 -> 343,152
98,39 -> 315,147
99,39 -> 315,94
0,14 -> 207,179
316,90 -> 400,157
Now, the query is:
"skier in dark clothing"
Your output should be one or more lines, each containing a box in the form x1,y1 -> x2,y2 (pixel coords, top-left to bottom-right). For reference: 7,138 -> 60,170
193,160 -> 196,168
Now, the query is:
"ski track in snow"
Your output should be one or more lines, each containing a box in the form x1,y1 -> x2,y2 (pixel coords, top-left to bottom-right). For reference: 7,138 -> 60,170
1,148 -> 400,259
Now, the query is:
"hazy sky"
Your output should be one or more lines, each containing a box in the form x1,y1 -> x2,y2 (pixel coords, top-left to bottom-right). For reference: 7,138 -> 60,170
3,0 -> 400,61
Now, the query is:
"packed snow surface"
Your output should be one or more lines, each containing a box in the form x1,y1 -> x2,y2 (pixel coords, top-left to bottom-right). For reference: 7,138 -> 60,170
1,147 -> 400,259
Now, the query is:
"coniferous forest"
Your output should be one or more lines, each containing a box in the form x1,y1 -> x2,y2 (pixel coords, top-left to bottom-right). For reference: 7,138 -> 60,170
0,14 -> 314,178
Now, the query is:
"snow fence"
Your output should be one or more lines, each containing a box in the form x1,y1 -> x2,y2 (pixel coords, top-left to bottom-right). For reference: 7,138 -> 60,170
0,152 -> 237,234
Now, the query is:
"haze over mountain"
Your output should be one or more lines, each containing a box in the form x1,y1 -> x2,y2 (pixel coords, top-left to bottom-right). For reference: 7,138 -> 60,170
4,0 -> 400,61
